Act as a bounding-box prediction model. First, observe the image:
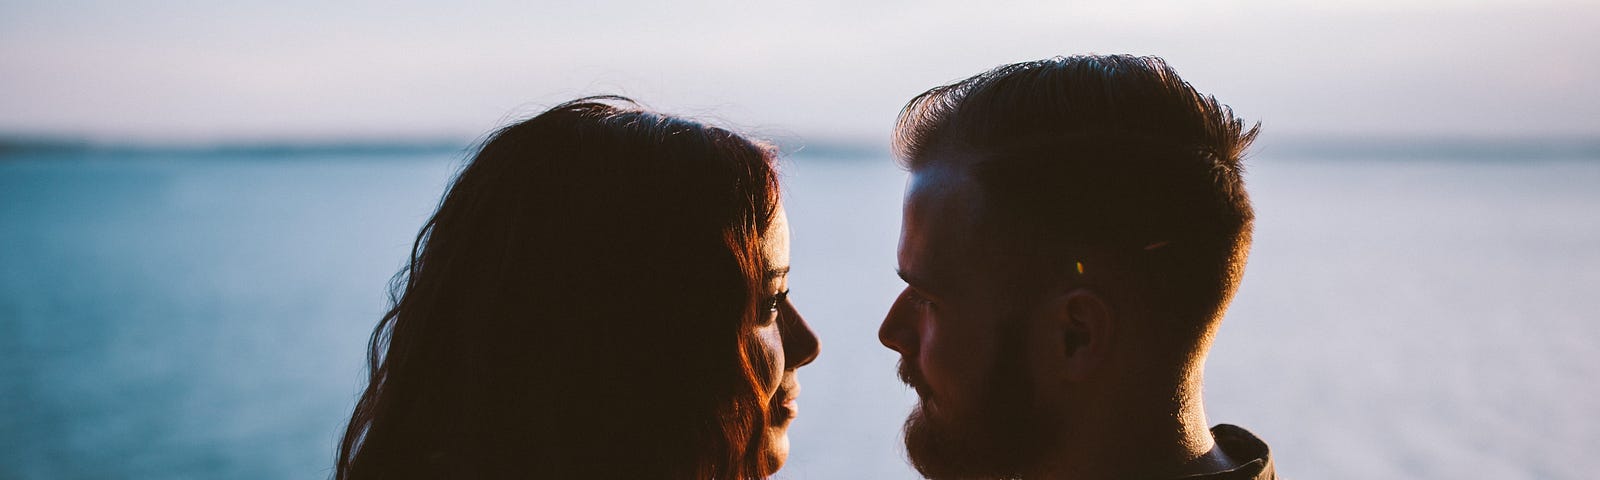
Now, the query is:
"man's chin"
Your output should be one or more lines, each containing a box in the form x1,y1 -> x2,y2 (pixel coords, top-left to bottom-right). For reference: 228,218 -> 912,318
903,402 -> 1032,480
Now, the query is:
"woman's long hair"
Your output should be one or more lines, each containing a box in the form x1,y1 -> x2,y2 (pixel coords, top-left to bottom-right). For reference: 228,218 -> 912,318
336,97 -> 781,479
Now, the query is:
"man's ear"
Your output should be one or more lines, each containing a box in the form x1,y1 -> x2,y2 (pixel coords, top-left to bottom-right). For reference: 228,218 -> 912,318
1040,288 -> 1114,382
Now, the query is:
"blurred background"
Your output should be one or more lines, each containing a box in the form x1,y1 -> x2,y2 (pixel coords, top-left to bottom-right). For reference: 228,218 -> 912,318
2,1 -> 1597,478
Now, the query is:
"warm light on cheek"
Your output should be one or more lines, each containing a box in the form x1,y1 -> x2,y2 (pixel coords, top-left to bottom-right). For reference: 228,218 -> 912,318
753,325 -> 785,392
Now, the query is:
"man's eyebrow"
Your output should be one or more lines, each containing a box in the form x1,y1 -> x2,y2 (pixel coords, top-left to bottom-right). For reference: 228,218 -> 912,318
896,268 -> 929,289
897,267 -> 951,299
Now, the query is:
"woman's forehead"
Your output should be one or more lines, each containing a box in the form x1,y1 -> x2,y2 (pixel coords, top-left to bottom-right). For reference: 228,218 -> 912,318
762,204 -> 791,275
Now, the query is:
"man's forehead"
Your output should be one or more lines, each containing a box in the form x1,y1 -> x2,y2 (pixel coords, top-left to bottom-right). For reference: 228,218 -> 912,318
900,162 -> 989,292
905,165 -> 980,222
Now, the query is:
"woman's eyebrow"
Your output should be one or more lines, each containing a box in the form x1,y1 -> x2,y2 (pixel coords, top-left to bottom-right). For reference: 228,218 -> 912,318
766,266 -> 791,280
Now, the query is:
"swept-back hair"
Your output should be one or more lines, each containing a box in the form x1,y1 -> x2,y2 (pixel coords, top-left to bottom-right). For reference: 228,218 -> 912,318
337,96 -> 780,479
894,55 -> 1259,349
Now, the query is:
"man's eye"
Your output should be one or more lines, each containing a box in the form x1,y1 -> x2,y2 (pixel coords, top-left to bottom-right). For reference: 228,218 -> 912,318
905,290 -> 934,309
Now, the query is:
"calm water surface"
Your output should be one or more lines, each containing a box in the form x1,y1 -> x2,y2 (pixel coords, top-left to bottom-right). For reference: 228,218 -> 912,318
2,150 -> 1597,479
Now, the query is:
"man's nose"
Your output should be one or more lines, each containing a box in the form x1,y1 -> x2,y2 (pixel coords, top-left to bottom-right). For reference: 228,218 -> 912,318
878,293 -> 917,355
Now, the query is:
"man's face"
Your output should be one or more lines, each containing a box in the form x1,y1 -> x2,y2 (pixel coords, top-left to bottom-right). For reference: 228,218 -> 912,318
879,163 -> 1054,479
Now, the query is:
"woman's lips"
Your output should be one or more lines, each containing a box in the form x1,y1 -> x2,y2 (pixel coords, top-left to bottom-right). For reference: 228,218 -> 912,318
773,383 -> 801,420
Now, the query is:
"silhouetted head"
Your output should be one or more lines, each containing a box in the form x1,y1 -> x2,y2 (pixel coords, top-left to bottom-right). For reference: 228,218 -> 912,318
338,97 -> 819,479
879,55 -> 1258,479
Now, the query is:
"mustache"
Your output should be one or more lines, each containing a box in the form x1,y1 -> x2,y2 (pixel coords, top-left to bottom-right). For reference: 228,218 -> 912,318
897,359 -> 928,392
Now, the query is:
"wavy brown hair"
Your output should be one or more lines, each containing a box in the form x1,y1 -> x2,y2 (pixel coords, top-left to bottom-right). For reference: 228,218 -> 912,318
336,97 -> 781,479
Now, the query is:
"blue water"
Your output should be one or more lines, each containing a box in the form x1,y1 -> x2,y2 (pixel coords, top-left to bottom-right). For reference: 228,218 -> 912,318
2,149 -> 1598,479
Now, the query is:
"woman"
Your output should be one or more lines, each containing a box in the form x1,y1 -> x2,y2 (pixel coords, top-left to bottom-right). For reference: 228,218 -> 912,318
336,97 -> 819,479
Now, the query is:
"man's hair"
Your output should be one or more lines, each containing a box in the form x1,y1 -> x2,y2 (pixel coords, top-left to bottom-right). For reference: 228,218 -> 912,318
894,55 -> 1258,349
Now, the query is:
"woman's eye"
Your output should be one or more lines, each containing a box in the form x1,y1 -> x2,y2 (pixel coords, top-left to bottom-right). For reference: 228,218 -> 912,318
760,290 -> 790,324
766,290 -> 790,312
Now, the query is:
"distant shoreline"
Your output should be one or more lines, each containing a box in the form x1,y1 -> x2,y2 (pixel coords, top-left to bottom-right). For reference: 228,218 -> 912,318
1251,135 -> 1600,161
0,139 -> 471,158
3,135 -> 1597,161
0,137 -> 896,161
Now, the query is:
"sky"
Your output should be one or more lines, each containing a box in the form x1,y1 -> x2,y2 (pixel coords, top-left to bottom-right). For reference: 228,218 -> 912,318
1,0 -> 1597,145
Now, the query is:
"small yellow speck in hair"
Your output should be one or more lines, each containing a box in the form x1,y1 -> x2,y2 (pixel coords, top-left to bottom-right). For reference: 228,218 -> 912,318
1075,261 -> 1085,275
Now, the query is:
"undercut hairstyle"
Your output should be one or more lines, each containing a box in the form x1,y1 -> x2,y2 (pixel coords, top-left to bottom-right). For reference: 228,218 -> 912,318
337,97 -> 781,479
894,55 -> 1259,348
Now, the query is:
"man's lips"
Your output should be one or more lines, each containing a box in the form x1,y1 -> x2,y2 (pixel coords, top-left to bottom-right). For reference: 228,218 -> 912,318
897,359 -> 929,394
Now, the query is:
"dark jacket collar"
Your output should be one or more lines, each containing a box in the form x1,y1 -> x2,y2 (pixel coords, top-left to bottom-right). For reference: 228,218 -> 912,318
1169,424 -> 1276,480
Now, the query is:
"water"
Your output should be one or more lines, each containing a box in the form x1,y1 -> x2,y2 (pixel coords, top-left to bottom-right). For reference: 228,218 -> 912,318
2,149 -> 1597,479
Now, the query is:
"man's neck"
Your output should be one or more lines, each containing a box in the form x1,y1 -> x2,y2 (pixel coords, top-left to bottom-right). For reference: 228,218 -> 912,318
1027,374 -> 1233,480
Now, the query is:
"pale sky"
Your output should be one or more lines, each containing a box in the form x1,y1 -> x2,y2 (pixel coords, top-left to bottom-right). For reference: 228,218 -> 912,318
1,0 -> 1596,144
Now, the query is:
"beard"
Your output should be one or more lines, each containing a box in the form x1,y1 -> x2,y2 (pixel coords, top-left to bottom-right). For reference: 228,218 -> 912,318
900,317 -> 1057,479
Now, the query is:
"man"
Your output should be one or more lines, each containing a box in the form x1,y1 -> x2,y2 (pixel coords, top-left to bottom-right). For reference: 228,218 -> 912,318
879,55 -> 1276,480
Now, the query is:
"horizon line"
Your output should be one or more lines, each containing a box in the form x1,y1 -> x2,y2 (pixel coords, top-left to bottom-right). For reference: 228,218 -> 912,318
3,133 -> 1598,160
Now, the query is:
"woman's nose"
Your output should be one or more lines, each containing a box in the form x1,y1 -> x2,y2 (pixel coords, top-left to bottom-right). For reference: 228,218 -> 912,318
781,299 -> 819,369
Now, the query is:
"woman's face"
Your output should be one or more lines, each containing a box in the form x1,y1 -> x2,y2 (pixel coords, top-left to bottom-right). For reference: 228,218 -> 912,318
754,204 -> 820,473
